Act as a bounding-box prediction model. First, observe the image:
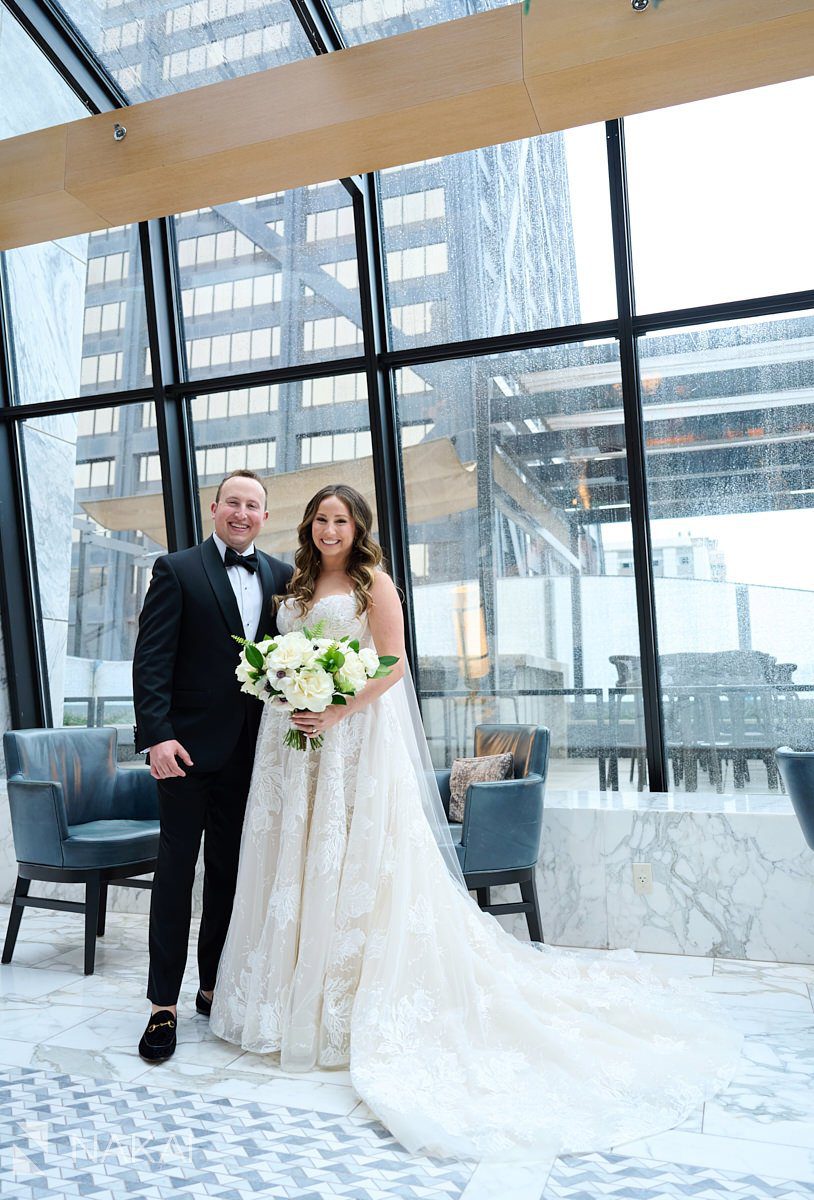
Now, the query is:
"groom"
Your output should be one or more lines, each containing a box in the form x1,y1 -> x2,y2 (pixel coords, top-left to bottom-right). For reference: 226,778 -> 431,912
133,469 -> 292,1062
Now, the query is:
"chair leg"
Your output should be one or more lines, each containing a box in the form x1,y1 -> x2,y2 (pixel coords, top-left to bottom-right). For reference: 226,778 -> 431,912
97,882 -> 108,937
765,754 -> 780,791
520,874 -> 544,943
84,878 -> 102,975
476,887 -> 491,908
2,876 -> 30,964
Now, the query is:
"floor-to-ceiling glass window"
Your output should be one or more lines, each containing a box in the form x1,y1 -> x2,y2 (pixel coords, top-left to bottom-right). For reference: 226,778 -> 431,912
382,127 -> 623,784
638,312 -> 814,793
188,374 -> 377,552
21,403 -> 166,734
173,182 -> 364,380
1,1 -> 812,800
393,343 -> 646,786
625,78 -> 814,794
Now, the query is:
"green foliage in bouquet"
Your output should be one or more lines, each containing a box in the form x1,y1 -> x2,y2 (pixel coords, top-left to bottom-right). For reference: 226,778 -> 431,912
232,626 -> 399,751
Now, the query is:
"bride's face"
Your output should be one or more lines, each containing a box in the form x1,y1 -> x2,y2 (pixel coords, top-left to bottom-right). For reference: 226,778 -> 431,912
312,496 -> 356,565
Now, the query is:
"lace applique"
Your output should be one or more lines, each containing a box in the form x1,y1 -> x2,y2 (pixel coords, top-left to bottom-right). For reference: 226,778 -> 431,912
209,588 -> 741,1163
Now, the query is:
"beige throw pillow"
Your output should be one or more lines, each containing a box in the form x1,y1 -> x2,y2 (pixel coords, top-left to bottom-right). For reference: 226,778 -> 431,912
448,753 -> 513,823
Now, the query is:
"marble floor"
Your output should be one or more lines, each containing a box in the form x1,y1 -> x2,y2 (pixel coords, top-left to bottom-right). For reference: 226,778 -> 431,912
1,904 -> 814,1199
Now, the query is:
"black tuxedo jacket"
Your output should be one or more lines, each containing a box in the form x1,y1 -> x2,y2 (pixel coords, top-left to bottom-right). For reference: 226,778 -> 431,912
133,536 -> 293,772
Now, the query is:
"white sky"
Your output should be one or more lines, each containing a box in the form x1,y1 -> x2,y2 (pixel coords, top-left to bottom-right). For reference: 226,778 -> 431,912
564,76 -> 814,318
560,78 -> 814,593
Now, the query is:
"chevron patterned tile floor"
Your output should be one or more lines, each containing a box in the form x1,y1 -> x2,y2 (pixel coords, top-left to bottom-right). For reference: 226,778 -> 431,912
545,1152 -> 814,1199
1,905 -> 814,1199
0,1066 -> 473,1200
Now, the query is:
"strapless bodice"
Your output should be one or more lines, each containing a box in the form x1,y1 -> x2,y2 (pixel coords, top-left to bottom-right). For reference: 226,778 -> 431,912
276,593 -> 368,644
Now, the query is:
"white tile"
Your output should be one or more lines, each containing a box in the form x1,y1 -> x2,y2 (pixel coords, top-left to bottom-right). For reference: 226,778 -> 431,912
41,1007 -> 245,1070
128,1058 -> 234,1093
37,1007 -> 149,1053
635,951 -> 715,977
0,1036 -> 38,1068
228,1049 -> 352,1086
208,1075 -> 360,1115
31,1042 -> 151,1084
0,1002 -> 103,1042
694,974 -> 814,1012
702,1106 -> 814,1150
46,974 -> 151,1012
715,958 -> 814,985
44,946 -> 148,979
0,940 -> 66,967
0,963 -> 87,1000
350,1100 -> 376,1120
611,1128 -> 814,1183
461,1159 -> 555,1200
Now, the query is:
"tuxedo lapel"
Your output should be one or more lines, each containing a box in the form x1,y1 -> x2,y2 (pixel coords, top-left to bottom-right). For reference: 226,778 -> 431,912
201,535 -> 244,639
255,554 -> 278,641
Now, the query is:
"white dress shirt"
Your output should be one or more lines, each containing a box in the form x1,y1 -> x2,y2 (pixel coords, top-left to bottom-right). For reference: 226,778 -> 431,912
212,532 -> 263,641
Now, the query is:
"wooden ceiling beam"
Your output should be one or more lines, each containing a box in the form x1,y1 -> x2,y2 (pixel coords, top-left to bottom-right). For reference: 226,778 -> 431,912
1,0 -> 813,250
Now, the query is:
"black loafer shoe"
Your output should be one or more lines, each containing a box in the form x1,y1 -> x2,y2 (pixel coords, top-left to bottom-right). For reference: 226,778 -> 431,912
195,988 -> 212,1017
138,1009 -> 177,1062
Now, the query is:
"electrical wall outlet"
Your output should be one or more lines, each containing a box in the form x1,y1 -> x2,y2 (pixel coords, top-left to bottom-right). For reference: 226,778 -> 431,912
632,862 -> 653,895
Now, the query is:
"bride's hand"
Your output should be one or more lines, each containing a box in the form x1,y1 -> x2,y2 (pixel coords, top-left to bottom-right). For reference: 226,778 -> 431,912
291,705 -> 347,739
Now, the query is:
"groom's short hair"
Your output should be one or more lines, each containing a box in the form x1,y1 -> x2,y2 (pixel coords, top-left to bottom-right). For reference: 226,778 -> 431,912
215,469 -> 268,503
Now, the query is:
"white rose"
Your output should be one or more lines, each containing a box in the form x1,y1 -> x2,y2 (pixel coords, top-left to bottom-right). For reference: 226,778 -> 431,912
235,657 -> 255,685
240,679 -> 266,699
266,631 -> 311,671
357,647 -> 380,678
279,667 -> 335,712
336,651 -> 368,695
301,636 -> 335,667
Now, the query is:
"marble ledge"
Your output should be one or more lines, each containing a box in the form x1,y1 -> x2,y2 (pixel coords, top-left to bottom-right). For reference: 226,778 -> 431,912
545,787 -> 795,816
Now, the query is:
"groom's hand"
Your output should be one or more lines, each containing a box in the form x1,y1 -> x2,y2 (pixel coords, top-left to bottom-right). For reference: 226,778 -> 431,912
149,740 -> 193,779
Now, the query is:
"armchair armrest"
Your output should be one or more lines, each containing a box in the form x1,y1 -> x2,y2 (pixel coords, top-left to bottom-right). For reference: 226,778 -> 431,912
6,776 -> 69,867
113,767 -> 160,820
459,773 -> 544,874
434,769 -> 452,819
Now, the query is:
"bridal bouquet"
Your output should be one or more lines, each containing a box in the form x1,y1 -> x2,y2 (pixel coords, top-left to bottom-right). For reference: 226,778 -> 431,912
233,623 -> 397,750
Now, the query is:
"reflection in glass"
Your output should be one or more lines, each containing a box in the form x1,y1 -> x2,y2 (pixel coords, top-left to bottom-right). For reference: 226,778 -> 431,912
329,0 -> 511,46
174,184 -> 365,378
55,0 -> 314,102
189,377 -> 376,561
394,344 -> 646,790
0,14 -> 150,408
640,311 -> 814,794
23,404 -> 166,754
626,78 -> 814,313
381,127 -> 615,350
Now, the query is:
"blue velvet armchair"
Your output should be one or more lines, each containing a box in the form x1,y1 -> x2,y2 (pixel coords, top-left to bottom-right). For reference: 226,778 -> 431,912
3,728 -> 160,974
436,724 -> 549,940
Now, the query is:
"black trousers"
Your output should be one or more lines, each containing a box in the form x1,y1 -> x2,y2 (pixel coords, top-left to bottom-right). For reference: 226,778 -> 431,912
147,721 -> 253,1006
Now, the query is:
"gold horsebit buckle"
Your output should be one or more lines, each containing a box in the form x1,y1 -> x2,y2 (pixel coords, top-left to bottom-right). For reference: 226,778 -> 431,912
147,1018 -> 176,1033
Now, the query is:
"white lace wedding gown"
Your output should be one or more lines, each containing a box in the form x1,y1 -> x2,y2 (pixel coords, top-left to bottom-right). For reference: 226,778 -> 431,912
211,594 -> 741,1162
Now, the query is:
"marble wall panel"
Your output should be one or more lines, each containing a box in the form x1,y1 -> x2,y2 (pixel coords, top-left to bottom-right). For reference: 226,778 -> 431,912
0,6 -> 87,140
495,809 -> 609,948
41,619 -> 69,727
481,796 -> 814,964
23,426 -> 77,625
602,809 -> 814,963
4,240 -> 87,409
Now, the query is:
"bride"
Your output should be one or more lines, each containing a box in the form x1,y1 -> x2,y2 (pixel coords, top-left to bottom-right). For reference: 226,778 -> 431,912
210,483 -> 741,1162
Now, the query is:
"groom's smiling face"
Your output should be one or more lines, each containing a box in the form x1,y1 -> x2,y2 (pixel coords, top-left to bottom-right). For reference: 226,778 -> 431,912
211,477 -> 268,552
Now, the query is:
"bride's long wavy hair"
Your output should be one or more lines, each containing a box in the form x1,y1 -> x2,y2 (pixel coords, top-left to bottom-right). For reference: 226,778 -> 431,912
282,484 -> 384,616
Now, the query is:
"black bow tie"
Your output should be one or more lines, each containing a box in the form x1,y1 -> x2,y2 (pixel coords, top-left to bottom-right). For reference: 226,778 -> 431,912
224,547 -> 259,574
